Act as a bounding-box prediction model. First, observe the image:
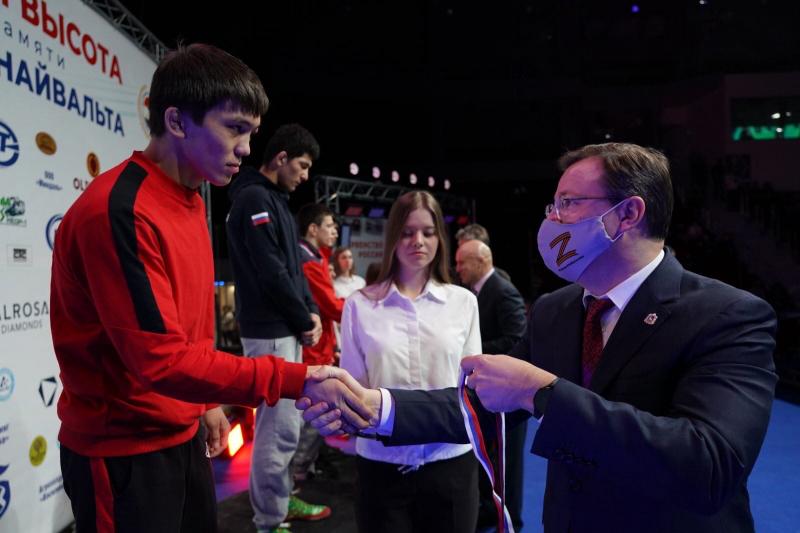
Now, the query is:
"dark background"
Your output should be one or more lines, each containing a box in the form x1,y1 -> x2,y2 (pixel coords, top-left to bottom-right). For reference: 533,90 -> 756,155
117,0 -> 800,384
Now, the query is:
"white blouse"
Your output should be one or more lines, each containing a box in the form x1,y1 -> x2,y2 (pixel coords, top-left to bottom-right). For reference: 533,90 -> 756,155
340,280 -> 481,467
333,274 -> 366,298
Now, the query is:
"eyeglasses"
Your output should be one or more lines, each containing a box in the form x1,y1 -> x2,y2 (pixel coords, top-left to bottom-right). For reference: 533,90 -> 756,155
544,197 -> 615,218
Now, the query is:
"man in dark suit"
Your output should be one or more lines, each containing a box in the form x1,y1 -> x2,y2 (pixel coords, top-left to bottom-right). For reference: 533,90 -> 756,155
455,223 -> 512,283
301,142 -> 777,533
456,240 -> 527,355
456,239 -> 528,530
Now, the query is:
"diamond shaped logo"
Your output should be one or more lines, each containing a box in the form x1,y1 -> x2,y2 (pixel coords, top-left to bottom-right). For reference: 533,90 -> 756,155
38,377 -> 57,407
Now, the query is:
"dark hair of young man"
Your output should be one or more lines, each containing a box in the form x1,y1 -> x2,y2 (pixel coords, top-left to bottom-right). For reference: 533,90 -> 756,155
297,203 -> 335,237
262,123 -> 321,166
146,43 -> 269,137
557,143 -> 674,241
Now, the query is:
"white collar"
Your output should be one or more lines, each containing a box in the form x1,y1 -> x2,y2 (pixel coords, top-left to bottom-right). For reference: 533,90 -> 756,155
383,279 -> 447,304
583,249 -> 665,311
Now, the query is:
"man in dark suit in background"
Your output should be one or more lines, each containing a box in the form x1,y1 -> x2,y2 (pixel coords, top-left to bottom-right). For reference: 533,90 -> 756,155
455,223 -> 512,283
456,239 -> 528,531
302,142 -> 778,533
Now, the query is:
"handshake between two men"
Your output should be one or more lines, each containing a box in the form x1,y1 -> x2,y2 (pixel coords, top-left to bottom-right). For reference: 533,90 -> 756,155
299,354 -> 558,436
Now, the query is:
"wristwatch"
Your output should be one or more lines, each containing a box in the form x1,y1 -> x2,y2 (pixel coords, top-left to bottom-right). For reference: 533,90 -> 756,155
533,377 -> 559,420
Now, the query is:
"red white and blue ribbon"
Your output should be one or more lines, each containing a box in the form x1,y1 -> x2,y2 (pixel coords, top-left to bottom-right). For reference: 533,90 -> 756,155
458,368 -> 515,533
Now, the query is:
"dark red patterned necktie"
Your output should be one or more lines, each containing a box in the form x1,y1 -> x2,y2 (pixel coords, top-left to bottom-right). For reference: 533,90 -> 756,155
581,297 -> 614,387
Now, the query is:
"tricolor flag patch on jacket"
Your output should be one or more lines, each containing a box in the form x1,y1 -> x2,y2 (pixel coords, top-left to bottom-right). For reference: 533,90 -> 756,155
251,212 -> 271,226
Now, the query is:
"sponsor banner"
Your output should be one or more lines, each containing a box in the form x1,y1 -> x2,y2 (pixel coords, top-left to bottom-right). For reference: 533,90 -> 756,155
0,1 -> 157,530
346,216 -> 386,277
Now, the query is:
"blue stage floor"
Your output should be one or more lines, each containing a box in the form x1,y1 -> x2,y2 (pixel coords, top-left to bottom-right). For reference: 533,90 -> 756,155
215,398 -> 800,532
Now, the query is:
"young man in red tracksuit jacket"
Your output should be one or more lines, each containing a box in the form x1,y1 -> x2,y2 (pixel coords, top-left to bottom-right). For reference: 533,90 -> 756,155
50,44 -> 370,533
293,203 -> 346,480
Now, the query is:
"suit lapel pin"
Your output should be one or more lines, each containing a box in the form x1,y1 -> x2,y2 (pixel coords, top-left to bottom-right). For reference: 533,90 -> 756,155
643,313 -> 658,325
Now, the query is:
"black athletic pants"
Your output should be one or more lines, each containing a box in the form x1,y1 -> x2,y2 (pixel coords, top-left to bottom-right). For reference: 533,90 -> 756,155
61,427 -> 216,533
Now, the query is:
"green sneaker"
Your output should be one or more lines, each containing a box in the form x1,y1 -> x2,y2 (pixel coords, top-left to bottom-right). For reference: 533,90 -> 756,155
285,495 -> 332,521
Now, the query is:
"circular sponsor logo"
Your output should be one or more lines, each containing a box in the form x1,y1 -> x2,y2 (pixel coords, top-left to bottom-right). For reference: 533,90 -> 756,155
87,153 -> 100,177
0,368 -> 14,401
29,436 -> 47,466
35,132 -> 57,155
46,214 -> 63,250
0,121 -> 20,167
137,85 -> 151,138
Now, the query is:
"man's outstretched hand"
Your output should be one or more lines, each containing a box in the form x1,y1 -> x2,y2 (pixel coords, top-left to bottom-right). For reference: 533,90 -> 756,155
298,366 -> 380,435
461,354 -> 557,413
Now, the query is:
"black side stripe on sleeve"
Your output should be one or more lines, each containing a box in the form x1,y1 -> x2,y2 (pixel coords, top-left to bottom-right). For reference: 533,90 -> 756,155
108,161 -> 167,334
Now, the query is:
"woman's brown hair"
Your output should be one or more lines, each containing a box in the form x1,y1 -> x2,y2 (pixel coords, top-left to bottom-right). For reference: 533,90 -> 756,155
364,191 -> 451,299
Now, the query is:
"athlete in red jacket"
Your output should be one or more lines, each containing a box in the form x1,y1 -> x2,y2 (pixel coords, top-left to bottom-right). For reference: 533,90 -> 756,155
50,44 -> 371,533
297,203 -> 345,366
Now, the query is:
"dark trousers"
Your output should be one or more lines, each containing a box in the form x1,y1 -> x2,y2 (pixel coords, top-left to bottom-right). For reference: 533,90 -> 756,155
61,427 -> 216,533
356,452 -> 479,533
477,419 -> 527,531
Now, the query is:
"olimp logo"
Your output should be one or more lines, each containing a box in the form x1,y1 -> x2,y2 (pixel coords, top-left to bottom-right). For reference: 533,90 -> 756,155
0,121 -> 20,167
0,197 -> 26,227
1,300 -> 49,335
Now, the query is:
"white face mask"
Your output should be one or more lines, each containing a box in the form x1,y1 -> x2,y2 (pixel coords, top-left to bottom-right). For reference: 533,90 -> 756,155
536,201 -> 624,282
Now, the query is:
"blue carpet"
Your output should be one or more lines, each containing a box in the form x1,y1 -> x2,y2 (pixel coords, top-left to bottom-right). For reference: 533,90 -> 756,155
520,398 -> 800,532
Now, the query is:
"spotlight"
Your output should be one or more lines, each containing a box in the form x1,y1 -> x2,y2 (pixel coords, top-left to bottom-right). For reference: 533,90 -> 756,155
391,170 -> 400,182
427,176 -> 435,187
631,4 -> 639,13
349,163 -> 359,175
409,173 -> 418,185
771,112 -> 781,119
444,179 -> 451,190
372,166 -> 381,179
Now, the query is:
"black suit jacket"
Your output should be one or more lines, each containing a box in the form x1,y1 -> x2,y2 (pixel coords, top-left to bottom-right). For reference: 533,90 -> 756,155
477,271 -> 527,354
386,253 -> 777,533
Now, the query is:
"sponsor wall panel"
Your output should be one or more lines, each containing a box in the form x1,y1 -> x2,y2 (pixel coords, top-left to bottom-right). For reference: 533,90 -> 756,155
0,1 -> 156,531
347,217 -> 385,277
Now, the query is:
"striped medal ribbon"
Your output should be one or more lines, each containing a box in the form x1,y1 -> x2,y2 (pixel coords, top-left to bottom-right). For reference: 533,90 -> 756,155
458,369 -> 515,533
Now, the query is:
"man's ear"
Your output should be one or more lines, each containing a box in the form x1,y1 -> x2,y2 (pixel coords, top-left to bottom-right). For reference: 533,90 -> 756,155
274,150 -> 289,166
164,107 -> 186,138
617,196 -> 646,233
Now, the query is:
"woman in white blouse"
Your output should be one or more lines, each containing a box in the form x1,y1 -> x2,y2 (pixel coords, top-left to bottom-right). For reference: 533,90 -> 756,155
332,246 -> 366,298
340,191 -> 482,533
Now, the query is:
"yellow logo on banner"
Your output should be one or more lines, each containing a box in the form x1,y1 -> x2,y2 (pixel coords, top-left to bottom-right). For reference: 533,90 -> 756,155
29,436 -> 47,466
35,132 -> 57,155
87,153 -> 101,178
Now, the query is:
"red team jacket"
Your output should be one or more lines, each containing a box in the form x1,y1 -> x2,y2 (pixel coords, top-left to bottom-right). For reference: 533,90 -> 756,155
298,240 -> 344,365
50,152 -> 307,457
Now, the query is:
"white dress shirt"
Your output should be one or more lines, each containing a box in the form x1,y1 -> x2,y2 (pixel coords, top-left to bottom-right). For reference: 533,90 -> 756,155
341,279 -> 481,467
583,250 -> 665,346
333,274 -> 366,298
